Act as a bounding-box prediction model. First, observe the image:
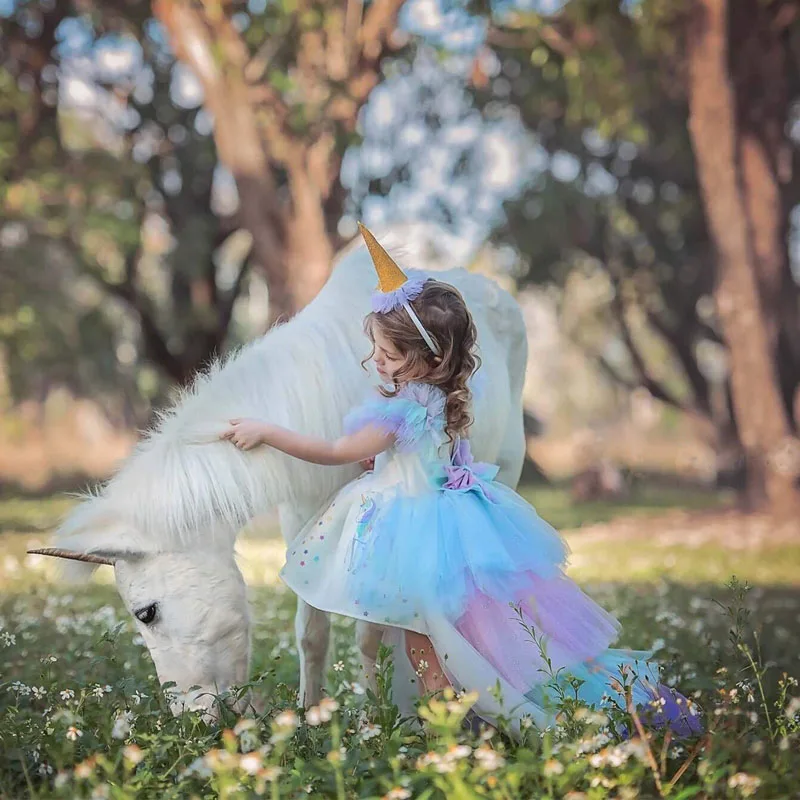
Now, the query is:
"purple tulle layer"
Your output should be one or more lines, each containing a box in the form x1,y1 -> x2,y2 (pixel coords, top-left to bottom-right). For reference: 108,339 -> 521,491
455,573 -> 703,737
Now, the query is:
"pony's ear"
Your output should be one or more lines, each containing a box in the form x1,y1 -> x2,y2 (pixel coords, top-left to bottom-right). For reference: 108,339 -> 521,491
34,496 -> 153,581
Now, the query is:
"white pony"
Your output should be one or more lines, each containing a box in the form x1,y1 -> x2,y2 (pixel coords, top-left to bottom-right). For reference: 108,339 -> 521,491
32,229 -> 528,718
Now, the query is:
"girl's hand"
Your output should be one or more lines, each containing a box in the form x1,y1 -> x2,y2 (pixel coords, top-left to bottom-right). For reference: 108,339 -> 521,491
220,418 -> 269,451
359,457 -> 375,472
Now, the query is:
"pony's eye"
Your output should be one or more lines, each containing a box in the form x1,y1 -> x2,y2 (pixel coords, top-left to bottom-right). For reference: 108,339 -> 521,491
134,603 -> 158,625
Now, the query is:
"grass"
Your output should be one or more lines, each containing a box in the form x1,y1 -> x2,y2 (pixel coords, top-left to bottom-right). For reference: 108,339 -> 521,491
7,484 -> 798,588
517,484 -> 734,530
1,490 -> 799,798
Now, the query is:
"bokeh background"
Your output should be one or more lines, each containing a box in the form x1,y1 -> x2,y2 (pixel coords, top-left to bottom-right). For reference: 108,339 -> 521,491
1,0 -> 799,583
2,2 -> 800,797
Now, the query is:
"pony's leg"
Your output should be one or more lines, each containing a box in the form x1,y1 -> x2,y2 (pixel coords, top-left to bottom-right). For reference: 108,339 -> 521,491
356,621 -> 386,693
279,502 -> 331,708
295,599 -> 330,708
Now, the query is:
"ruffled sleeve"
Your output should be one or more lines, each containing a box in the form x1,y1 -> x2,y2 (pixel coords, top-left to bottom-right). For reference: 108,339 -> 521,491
343,382 -> 446,452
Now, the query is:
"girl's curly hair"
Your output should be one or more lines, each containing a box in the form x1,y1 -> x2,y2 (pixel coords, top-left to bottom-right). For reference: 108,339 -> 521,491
363,280 -> 480,443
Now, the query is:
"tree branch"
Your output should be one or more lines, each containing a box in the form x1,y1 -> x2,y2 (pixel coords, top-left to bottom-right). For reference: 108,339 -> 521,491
217,241 -> 254,340
646,308 -> 713,414
610,275 -> 692,412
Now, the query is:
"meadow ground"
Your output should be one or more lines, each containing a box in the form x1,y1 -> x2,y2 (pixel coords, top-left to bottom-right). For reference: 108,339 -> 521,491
1,489 -> 799,799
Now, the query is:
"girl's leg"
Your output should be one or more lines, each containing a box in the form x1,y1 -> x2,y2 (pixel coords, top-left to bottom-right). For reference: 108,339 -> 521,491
405,630 -> 453,696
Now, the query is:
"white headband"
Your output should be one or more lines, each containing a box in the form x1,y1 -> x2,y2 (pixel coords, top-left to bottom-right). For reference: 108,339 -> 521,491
402,301 -> 441,356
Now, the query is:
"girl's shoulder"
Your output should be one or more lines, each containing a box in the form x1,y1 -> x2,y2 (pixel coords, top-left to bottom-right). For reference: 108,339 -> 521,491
344,382 -> 446,451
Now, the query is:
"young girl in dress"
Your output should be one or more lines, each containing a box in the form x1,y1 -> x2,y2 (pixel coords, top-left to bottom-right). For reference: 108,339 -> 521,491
221,224 -> 702,738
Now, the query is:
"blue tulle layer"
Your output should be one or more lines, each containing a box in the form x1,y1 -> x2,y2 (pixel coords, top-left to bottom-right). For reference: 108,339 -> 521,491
345,482 -> 570,620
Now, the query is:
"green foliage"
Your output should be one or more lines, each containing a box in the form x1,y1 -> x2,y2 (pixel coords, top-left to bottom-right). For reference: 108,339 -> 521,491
475,0 -> 725,422
1,574 -> 799,797
0,1 -> 254,415
2,491 -> 800,796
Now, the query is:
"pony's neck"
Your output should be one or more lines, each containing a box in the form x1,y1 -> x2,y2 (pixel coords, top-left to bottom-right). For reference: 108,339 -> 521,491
105,254 -> 377,551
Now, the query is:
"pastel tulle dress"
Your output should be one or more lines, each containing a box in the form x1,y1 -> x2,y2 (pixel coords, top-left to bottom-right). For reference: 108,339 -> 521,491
280,382 -> 702,736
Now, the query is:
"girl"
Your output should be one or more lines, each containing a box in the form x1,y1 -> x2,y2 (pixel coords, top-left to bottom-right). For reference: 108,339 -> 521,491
221,224 -> 702,737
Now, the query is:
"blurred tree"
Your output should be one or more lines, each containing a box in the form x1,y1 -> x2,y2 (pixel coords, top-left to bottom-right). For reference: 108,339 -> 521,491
469,0 -> 799,510
686,0 -> 799,514
153,0 -> 406,321
0,1 -> 254,421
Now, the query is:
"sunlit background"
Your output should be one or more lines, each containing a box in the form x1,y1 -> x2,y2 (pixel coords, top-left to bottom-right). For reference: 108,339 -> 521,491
2,2 -> 800,797
1,0 -> 799,578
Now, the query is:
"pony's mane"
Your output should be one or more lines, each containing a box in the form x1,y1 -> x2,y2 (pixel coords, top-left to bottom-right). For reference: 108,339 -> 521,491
57,249 -> 377,553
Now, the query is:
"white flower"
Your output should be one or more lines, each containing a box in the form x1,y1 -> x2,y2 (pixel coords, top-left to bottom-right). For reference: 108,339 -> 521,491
9,681 -> 30,696
234,718 -> 258,736
728,772 -> 761,796
327,746 -> 346,764
123,745 -> 144,765
576,732 -> 611,754
416,751 -> 456,773
112,712 -> 134,740
66,726 -> 83,741
359,722 -> 382,741
60,689 -> 75,701
307,697 -> 339,725
31,686 -> 46,699
271,709 -> 299,742
239,753 -> 262,775
474,746 -> 505,771
543,759 -> 564,776
416,751 -> 437,770
38,763 -> 54,776
75,759 -> 95,779
333,661 -> 345,672
383,789 -> 411,800
786,696 -> 800,718
415,660 -> 430,676
320,697 -> 339,713
131,691 -> 147,705
1,631 -> 17,646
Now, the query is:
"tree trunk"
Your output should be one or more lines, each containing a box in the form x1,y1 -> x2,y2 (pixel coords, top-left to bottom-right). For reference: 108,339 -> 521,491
154,0 -> 298,323
685,0 -> 800,515
731,0 -> 800,427
282,138 -> 337,313
153,0 -> 404,325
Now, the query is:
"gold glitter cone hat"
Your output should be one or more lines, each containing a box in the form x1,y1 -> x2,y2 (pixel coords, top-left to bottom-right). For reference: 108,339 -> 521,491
358,222 -> 408,293
357,222 -> 441,355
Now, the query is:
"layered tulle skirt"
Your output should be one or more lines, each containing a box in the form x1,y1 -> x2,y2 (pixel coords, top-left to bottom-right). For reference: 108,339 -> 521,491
280,470 -> 702,736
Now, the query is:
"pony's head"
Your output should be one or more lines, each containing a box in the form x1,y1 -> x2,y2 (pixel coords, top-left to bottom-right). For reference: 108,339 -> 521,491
31,498 -> 252,720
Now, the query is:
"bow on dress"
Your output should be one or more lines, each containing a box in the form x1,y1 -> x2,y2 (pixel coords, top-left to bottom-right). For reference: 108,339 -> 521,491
442,439 -> 499,498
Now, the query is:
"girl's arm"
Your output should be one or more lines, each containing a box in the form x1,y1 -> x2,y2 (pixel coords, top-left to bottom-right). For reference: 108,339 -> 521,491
221,418 -> 393,466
